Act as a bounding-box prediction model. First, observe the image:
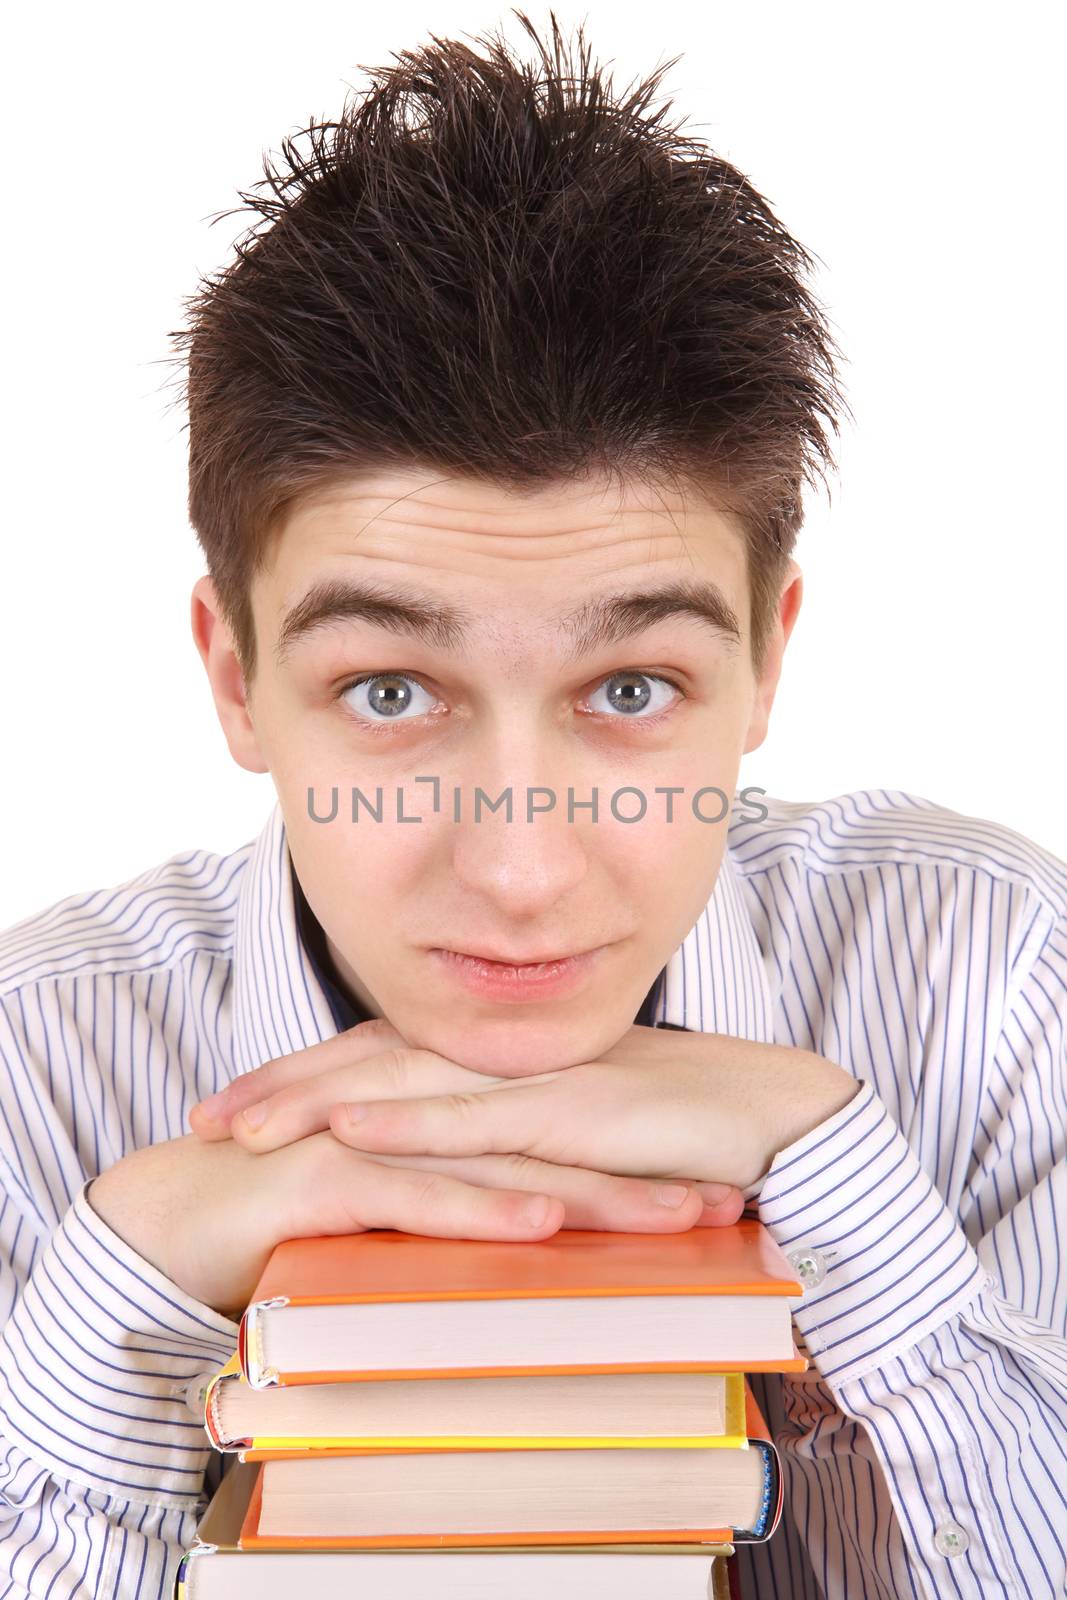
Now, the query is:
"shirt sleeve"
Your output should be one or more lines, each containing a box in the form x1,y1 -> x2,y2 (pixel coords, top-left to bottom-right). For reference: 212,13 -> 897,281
0,1171 -> 238,1598
748,902 -> 1067,1599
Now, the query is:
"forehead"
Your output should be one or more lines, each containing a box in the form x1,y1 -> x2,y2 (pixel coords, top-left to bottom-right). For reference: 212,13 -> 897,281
257,469 -> 750,634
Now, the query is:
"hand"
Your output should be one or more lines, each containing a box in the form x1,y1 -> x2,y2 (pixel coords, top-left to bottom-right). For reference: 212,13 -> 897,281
189,1018 -> 745,1231
89,1034 -> 748,1315
90,1123 -> 737,1316
85,1130 -> 552,1314
198,1018 -> 859,1193
310,1024 -> 858,1190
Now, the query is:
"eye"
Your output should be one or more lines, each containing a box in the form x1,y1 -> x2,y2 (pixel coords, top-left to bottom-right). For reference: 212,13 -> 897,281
339,673 -> 439,722
584,671 -> 682,719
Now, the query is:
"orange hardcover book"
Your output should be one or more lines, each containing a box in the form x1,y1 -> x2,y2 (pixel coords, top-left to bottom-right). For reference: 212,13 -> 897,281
239,1222 -> 807,1387
236,1386 -> 781,1549
174,1463 -> 737,1598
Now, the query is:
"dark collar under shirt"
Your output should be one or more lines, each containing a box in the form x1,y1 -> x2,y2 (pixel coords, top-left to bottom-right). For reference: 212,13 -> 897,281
290,859 -> 672,1034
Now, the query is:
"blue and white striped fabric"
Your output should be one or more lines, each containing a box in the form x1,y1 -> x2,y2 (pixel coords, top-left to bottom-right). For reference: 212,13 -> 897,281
0,788 -> 1064,1598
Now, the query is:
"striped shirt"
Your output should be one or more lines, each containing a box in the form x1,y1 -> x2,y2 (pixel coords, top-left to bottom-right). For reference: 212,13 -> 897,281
0,788 -> 1064,1598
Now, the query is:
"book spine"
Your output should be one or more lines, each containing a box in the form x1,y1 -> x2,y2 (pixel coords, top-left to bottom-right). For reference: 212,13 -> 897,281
202,1368 -> 226,1450
173,1546 -> 213,1599
173,1544 -> 222,1598
730,1440 -> 782,1543
240,1297 -> 288,1388
203,1369 -> 251,1453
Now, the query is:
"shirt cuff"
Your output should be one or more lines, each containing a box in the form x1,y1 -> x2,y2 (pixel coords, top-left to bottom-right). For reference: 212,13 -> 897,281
0,1182 -> 238,1506
751,1078 -> 994,1385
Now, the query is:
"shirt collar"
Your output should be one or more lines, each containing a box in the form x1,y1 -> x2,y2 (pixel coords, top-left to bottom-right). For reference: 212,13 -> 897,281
231,800 -> 776,1078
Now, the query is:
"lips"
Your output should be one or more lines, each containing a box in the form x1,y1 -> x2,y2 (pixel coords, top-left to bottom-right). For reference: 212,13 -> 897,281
429,944 -> 604,1002
439,946 -> 594,966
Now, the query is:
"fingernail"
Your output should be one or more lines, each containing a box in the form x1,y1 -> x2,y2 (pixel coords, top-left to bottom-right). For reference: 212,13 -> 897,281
344,1102 -> 371,1124
194,1089 -> 229,1120
241,1103 -> 268,1131
701,1184 -> 735,1206
654,1183 -> 692,1208
522,1195 -> 552,1227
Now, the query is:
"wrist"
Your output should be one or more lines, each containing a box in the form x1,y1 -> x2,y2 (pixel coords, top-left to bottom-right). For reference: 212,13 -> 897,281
765,1055 -> 861,1171
90,1136 -> 273,1312
88,1143 -> 183,1281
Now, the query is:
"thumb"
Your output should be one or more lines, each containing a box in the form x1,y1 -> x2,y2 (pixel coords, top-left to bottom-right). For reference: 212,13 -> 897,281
693,1181 -> 746,1226
189,1015 -> 410,1139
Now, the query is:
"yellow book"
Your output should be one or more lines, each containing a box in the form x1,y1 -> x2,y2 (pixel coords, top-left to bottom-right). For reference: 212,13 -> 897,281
201,1353 -> 750,1455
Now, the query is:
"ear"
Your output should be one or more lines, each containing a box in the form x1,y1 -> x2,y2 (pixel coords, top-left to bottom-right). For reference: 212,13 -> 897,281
190,576 -> 269,774
742,559 -> 803,755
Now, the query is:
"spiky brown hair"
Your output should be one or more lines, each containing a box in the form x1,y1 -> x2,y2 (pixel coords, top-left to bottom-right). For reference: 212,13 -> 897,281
169,10 -> 848,682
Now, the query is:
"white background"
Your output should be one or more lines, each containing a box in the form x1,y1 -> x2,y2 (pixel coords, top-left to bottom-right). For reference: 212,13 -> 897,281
3,1 -> 1064,925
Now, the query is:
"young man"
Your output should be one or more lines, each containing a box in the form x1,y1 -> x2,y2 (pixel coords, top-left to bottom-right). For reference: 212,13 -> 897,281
1,15 -> 1064,1599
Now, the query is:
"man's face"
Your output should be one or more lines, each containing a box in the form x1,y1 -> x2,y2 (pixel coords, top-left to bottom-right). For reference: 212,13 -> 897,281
199,469 -> 798,1076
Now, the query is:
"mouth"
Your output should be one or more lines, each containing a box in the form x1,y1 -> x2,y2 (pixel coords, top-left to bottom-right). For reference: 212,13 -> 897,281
439,944 -> 601,966
429,944 -> 606,1002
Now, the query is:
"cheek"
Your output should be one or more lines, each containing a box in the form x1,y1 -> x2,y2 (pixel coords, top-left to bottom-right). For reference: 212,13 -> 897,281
250,657 -> 396,775
281,798 -> 435,948
254,696 -> 347,788
607,801 -> 729,919
596,736 -> 739,928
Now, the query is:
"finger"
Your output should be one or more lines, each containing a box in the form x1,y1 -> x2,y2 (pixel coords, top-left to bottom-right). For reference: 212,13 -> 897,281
355,1149 -> 706,1232
693,1182 -> 747,1226
192,1018 -> 407,1139
300,1140 -> 565,1241
190,1018 -> 409,1140
231,1051 -> 512,1153
328,1083 -> 548,1159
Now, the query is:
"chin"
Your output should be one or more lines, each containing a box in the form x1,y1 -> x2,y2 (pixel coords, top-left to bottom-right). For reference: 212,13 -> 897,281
399,1009 -> 617,1077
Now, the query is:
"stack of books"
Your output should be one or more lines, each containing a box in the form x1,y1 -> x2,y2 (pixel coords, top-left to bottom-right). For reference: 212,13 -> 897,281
177,1220 -> 806,1598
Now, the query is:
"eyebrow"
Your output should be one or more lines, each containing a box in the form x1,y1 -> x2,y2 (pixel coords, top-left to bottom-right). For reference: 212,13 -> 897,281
274,577 -> 741,666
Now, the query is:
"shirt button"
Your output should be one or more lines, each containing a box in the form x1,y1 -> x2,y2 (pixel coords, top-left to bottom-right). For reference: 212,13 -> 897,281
933,1522 -> 970,1558
787,1246 -> 828,1289
184,1373 -> 214,1419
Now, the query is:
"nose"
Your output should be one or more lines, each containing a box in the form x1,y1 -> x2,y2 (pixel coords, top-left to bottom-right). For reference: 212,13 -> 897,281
449,756 -> 591,922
